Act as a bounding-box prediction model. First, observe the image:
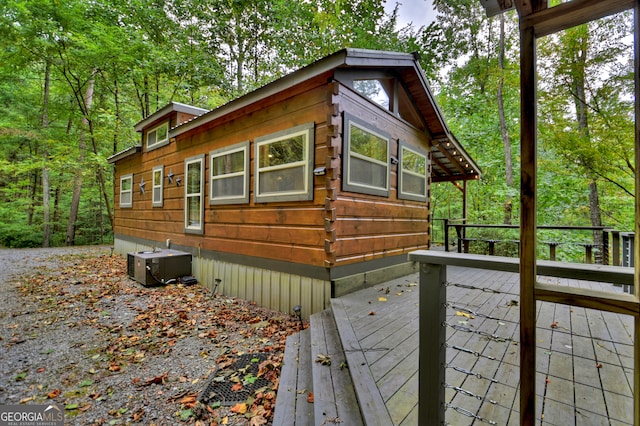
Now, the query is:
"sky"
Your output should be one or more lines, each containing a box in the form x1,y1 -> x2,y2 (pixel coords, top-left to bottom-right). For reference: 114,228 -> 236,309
385,0 -> 437,28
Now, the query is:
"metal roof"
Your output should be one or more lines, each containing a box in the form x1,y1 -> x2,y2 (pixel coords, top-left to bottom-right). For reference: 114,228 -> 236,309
171,48 -> 480,182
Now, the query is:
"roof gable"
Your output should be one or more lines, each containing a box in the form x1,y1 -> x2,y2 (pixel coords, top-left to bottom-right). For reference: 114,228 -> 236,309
171,48 -> 480,182
133,102 -> 208,133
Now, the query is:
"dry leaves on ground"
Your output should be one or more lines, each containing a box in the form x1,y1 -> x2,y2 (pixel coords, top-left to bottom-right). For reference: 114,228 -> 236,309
1,248 -> 303,425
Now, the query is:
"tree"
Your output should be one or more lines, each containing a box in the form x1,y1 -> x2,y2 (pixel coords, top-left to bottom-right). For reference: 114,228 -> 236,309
538,10 -> 635,242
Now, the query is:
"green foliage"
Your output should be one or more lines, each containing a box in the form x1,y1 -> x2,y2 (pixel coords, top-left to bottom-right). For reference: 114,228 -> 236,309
0,0 -> 635,254
429,2 -> 634,245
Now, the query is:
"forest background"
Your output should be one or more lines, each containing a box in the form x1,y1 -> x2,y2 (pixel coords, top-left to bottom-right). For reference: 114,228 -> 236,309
0,0 -> 635,262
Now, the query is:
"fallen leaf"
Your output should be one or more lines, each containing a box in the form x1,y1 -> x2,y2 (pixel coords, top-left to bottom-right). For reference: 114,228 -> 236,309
368,311 -> 376,316
596,363 -> 603,368
231,382 -> 243,392
550,322 -> 558,329
307,392 -> 314,403
456,311 -> 474,319
250,415 -> 268,426
36,367 -> 46,373
141,372 -> 168,386
230,403 -> 248,414
47,389 -> 61,399
315,354 -> 331,366
377,297 -> 387,302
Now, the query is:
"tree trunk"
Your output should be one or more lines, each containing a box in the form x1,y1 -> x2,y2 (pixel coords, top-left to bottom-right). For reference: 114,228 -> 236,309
66,75 -> 95,246
497,13 -> 514,224
42,61 -> 51,247
66,163 -> 83,246
571,27 -> 603,262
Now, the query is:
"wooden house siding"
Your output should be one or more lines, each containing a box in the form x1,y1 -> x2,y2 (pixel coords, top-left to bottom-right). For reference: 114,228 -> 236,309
324,83 -> 431,268
114,78 -> 333,268
111,49 -> 478,316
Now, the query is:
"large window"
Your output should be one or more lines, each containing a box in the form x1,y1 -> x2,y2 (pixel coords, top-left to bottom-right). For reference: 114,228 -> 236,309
399,142 -> 428,202
184,155 -> 205,234
254,123 -> 314,203
210,142 -> 249,205
343,113 -> 390,197
146,122 -> 169,150
120,174 -> 133,208
152,165 -> 164,207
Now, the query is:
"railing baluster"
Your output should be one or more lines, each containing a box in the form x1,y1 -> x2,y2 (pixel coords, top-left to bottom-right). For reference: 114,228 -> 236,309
419,261 -> 446,424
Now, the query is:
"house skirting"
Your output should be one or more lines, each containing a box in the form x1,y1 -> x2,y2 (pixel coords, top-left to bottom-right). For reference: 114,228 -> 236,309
114,235 -> 417,318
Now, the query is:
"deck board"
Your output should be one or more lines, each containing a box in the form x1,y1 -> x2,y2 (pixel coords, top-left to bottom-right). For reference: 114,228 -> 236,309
328,264 -> 635,425
294,329 -> 314,425
272,332 -> 300,426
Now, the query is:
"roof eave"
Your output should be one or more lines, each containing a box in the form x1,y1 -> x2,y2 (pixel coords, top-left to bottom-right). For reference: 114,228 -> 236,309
172,50 -> 351,138
134,102 -> 208,132
107,145 -> 141,164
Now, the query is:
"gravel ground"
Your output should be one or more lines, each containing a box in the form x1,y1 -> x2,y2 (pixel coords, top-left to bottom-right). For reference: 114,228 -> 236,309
0,246 -> 301,425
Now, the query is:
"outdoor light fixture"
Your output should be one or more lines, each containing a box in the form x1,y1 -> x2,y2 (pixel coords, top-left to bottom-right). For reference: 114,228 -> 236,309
390,156 -> 399,165
139,178 -> 146,194
213,278 -> 221,295
313,167 -> 327,176
167,169 -> 175,184
293,305 -> 303,329
175,176 -> 182,187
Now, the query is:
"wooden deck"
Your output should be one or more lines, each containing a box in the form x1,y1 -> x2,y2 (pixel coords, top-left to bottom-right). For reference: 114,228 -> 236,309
274,265 -> 635,425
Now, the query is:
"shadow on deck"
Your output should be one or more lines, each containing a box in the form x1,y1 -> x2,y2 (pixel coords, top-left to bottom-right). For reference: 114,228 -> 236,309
273,265 -> 634,425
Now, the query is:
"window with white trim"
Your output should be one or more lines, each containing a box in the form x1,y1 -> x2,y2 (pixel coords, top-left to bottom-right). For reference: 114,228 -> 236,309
152,165 -> 164,207
210,141 -> 249,205
399,142 -> 428,202
120,174 -> 133,208
146,122 -> 169,150
343,113 -> 390,197
184,154 -> 205,234
255,122 -> 314,203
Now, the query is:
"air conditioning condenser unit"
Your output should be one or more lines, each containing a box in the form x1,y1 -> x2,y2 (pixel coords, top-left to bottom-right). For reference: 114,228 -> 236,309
126,249 -> 192,286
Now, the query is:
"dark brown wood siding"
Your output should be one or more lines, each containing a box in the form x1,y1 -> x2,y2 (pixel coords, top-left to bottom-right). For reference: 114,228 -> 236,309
114,75 -> 333,267
325,83 -> 431,268
114,75 -> 432,270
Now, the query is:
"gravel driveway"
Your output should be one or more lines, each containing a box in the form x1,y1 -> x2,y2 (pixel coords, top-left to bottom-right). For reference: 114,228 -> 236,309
0,246 -> 298,425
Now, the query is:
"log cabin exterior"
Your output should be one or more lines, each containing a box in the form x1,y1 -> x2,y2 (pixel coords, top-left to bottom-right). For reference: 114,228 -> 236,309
108,48 -> 479,317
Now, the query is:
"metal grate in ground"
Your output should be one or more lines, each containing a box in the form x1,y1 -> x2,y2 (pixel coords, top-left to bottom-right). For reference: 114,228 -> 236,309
199,352 -> 272,406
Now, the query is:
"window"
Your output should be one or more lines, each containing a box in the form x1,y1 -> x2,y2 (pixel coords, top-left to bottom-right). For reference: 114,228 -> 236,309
255,122 -> 314,203
210,142 -> 249,205
184,154 -> 205,234
354,79 -> 391,110
399,142 -> 428,202
146,122 -> 169,150
120,174 -> 133,208
343,113 -> 390,197
152,165 -> 164,207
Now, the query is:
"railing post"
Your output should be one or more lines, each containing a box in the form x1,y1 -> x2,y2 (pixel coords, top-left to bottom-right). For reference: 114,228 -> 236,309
419,261 -> 446,424
602,230 -> 609,265
455,225 -> 463,253
612,230 -> 621,266
444,219 -> 450,252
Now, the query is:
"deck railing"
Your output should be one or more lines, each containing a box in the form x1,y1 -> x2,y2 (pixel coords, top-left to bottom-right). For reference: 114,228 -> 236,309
408,250 -> 638,424
439,220 -> 632,266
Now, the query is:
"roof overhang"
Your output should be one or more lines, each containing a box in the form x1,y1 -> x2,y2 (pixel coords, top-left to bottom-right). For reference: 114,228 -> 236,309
107,145 -> 141,164
172,48 -> 480,182
479,0 -> 515,17
134,102 -> 208,132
